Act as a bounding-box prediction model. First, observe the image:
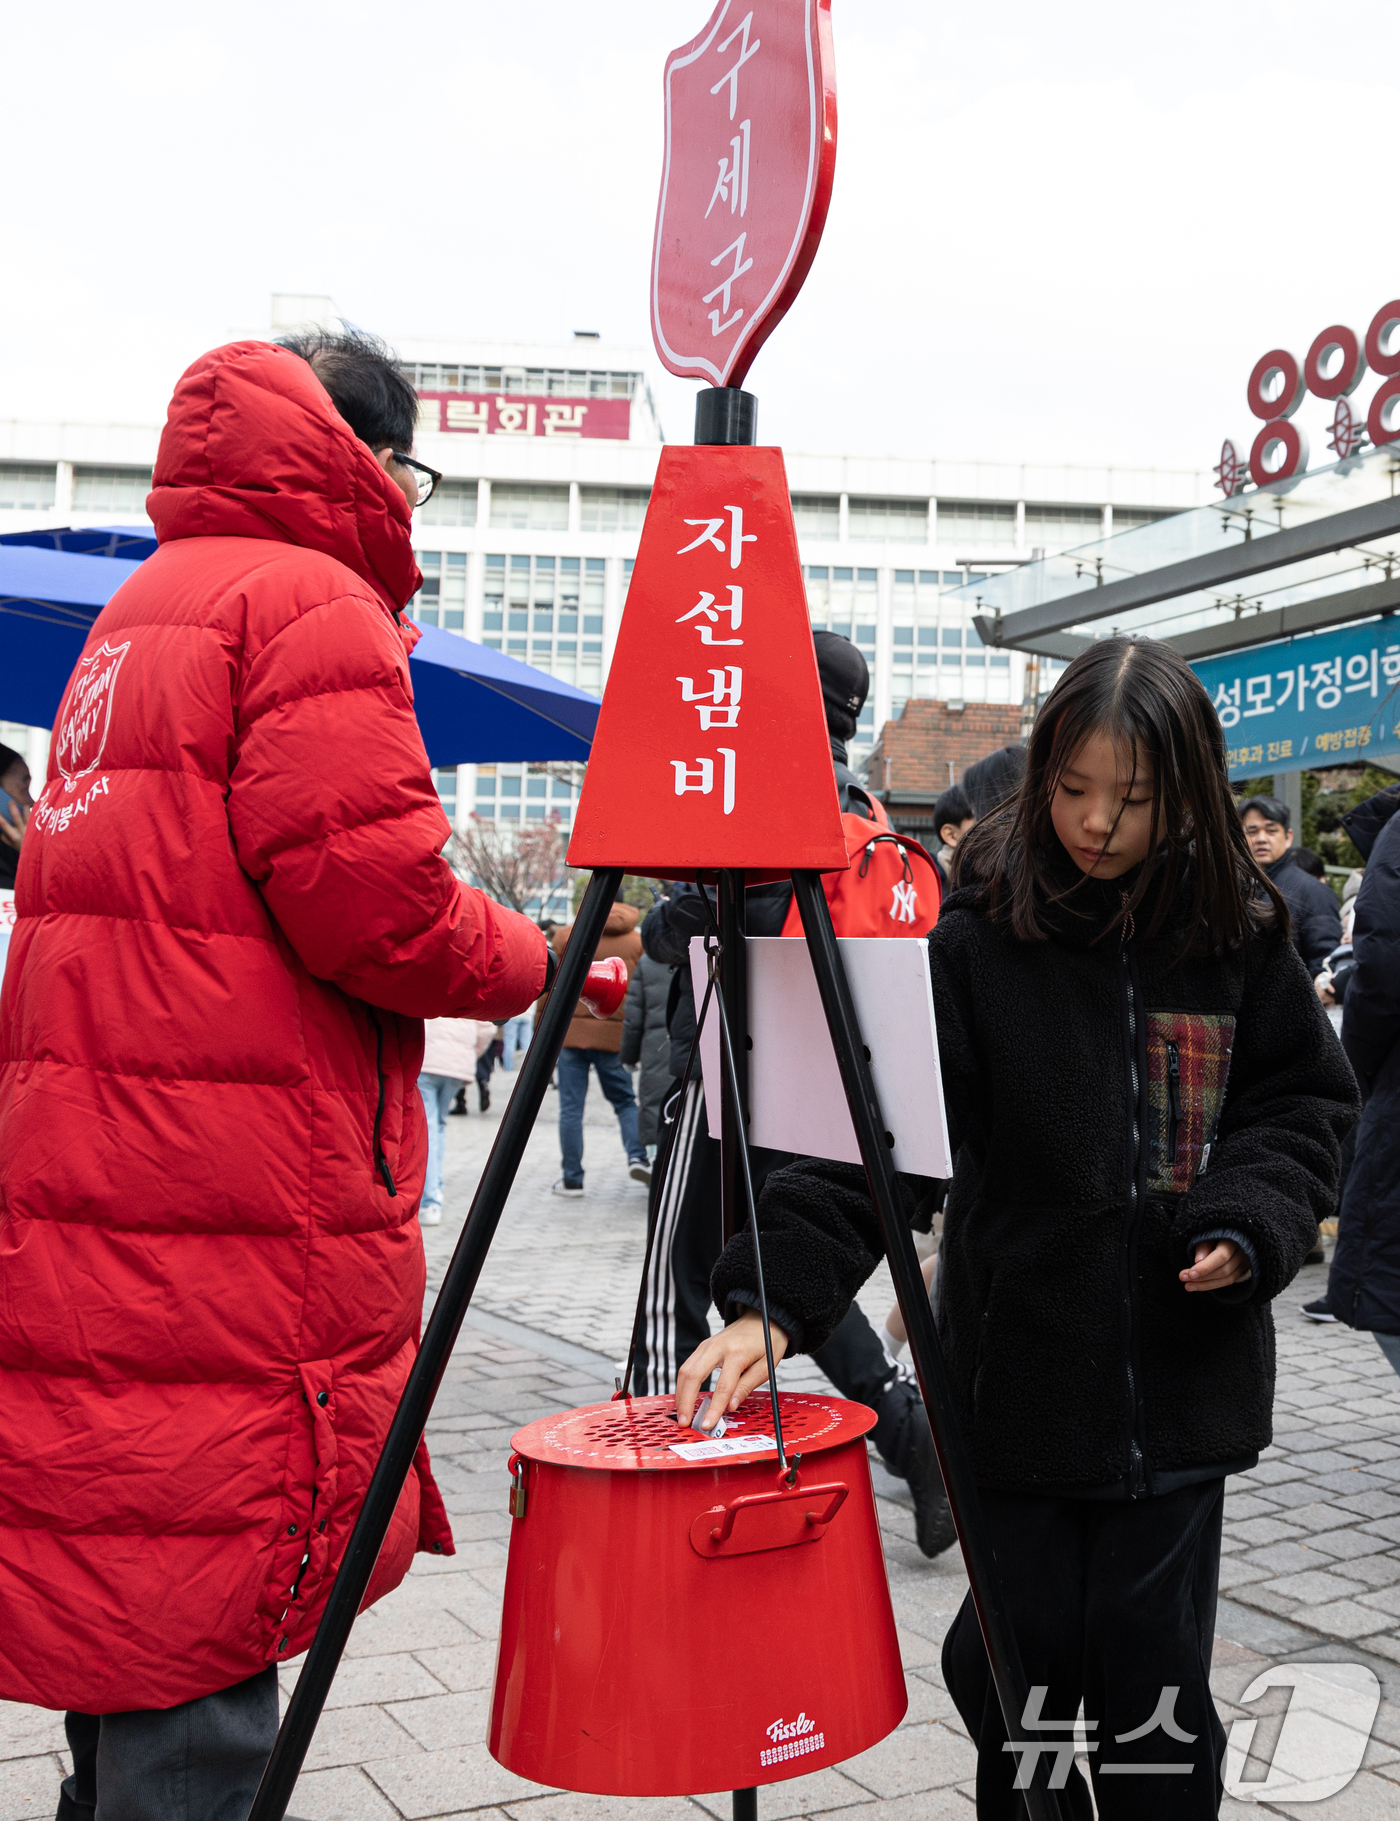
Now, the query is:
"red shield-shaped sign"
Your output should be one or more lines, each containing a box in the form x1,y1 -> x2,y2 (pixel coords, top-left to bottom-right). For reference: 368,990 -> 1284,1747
567,445 -> 847,880
651,0 -> 837,389
54,637 -> 131,789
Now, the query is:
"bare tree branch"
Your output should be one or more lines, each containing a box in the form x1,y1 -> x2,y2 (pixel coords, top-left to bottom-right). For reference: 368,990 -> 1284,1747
447,815 -> 570,915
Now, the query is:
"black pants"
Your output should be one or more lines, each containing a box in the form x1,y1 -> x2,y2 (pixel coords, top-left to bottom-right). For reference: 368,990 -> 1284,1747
942,1481 -> 1226,1820
632,1077 -> 721,1394
58,1666 -> 278,1821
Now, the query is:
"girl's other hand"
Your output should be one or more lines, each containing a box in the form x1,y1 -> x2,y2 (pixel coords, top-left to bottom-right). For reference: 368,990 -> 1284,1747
1180,1239 -> 1251,1293
675,1311 -> 789,1431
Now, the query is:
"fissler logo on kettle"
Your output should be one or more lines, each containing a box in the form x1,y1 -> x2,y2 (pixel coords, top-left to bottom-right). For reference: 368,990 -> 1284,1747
766,1714 -> 816,1743
759,1711 -> 826,1769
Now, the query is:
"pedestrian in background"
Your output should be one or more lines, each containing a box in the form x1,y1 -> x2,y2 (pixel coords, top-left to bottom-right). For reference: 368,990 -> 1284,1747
931,782 -> 974,888
960,741 -> 1026,816
1240,794 -> 1341,978
0,741 -> 32,893
475,1023 -> 503,1111
639,635 -> 957,1558
1293,845 -> 1327,880
1321,779 -> 1400,1333
500,1008 -> 534,1070
682,637 -> 1356,1819
621,949 -> 673,1160
547,893 -> 648,1195
418,1018 -> 490,1225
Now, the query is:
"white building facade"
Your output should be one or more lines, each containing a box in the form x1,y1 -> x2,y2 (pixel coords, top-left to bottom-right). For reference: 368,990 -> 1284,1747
1,310 -> 1212,841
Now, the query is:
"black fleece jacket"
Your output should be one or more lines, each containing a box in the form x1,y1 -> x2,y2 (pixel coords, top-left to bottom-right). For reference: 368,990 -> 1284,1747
712,861 -> 1359,1496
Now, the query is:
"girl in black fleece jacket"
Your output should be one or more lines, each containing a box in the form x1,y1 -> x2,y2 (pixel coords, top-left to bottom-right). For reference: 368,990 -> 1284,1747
676,637 -> 1358,1820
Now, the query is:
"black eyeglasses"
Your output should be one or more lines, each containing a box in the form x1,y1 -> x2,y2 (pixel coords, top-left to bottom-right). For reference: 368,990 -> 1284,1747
392,453 -> 442,506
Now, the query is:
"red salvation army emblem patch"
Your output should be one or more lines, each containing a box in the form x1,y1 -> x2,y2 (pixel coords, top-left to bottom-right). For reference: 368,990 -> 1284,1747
54,638 -> 131,789
651,0 -> 837,388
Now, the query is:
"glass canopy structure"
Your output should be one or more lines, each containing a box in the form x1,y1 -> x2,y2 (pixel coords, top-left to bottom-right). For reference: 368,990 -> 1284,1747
954,442 -> 1400,663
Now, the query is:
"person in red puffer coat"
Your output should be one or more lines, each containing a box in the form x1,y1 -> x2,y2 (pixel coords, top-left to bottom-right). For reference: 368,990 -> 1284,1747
0,334 -> 549,1815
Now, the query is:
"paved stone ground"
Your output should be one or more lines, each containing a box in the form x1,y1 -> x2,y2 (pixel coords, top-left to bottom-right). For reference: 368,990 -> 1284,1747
2,1066 -> 1398,1818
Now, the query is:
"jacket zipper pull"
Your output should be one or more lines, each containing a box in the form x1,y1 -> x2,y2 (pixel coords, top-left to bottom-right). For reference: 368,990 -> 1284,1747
1166,1040 -> 1182,1165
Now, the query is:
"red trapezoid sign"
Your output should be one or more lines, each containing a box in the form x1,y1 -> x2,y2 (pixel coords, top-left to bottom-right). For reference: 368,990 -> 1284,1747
651,0 -> 837,390
567,445 -> 846,880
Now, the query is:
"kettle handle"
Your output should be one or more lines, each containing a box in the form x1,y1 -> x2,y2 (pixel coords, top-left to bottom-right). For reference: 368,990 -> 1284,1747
689,1481 -> 848,1559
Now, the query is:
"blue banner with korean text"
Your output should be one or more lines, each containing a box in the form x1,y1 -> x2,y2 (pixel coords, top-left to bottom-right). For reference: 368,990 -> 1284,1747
1193,620 -> 1400,777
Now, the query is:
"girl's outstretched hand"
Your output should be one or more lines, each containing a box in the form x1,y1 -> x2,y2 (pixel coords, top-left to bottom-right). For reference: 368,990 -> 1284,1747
1180,1239 -> 1251,1293
675,1311 -> 789,1431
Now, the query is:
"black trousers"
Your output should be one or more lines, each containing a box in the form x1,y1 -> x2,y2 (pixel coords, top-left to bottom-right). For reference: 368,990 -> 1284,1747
57,1666 -> 278,1821
942,1480 -> 1226,1820
632,1077 -> 721,1395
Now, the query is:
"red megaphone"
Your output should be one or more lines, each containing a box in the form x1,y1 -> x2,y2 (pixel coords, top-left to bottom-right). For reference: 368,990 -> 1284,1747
580,955 -> 628,1020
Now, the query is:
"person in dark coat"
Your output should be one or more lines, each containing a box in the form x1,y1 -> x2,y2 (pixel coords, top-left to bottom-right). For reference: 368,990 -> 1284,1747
636,634 -> 958,1557
1324,780 -> 1400,1333
620,950 -> 673,1152
1240,794 -> 1341,977
680,638 -> 1357,1820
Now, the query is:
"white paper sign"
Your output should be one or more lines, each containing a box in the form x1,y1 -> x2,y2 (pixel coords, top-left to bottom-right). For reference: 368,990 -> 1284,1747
688,935 -> 952,1179
670,1432 -> 777,1461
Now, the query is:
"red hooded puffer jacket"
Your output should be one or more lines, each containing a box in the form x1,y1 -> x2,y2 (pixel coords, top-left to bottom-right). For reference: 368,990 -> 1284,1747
0,341 -> 547,1712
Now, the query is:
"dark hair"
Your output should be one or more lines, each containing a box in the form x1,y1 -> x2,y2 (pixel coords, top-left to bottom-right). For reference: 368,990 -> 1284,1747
0,742 -> 24,778
1238,793 -> 1290,832
933,785 -> 973,837
955,636 -> 1286,955
1294,846 -> 1326,879
277,328 -> 418,453
961,744 -> 1027,817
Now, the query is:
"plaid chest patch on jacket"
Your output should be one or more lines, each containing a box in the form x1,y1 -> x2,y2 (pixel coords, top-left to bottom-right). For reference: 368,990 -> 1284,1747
1145,1011 -> 1236,1195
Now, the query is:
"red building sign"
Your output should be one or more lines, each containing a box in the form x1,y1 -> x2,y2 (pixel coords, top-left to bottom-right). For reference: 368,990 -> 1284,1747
418,392 -> 631,440
1215,298 -> 1400,493
651,0 -> 837,389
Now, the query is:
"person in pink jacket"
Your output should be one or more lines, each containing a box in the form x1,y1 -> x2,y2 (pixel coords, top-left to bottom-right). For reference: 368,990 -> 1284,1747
418,1017 -> 496,1222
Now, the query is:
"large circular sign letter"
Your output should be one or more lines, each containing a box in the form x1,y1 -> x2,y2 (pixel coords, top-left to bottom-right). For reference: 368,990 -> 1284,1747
1305,325 -> 1366,400
1250,420 -> 1310,485
1247,350 -> 1305,421
1365,302 -> 1400,378
1366,376 -> 1400,449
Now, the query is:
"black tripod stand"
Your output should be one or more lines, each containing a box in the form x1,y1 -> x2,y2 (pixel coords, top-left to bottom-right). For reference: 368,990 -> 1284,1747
245,860 -> 1066,1821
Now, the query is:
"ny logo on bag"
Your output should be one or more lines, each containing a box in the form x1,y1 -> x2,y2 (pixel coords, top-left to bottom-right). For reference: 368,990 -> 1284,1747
890,880 -> 918,923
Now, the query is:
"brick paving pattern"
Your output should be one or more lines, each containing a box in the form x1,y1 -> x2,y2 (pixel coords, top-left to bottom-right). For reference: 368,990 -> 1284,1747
2,1067 -> 1397,1817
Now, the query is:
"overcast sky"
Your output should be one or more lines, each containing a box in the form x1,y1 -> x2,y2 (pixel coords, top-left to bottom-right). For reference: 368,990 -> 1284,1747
5,0 -> 1398,477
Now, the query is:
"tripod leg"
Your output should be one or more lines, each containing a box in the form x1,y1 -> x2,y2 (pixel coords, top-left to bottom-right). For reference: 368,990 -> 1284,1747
246,867 -> 626,1821
790,871 -> 1065,1821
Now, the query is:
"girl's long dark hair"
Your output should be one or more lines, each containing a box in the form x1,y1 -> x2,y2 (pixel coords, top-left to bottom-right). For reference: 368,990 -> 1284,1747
955,636 -> 1288,954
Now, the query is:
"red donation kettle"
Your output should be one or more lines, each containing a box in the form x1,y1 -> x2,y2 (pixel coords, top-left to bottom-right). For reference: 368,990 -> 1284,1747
488,1391 -> 906,1796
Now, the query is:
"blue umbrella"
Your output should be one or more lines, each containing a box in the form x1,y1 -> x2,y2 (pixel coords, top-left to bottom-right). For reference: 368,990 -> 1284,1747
0,529 -> 597,763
